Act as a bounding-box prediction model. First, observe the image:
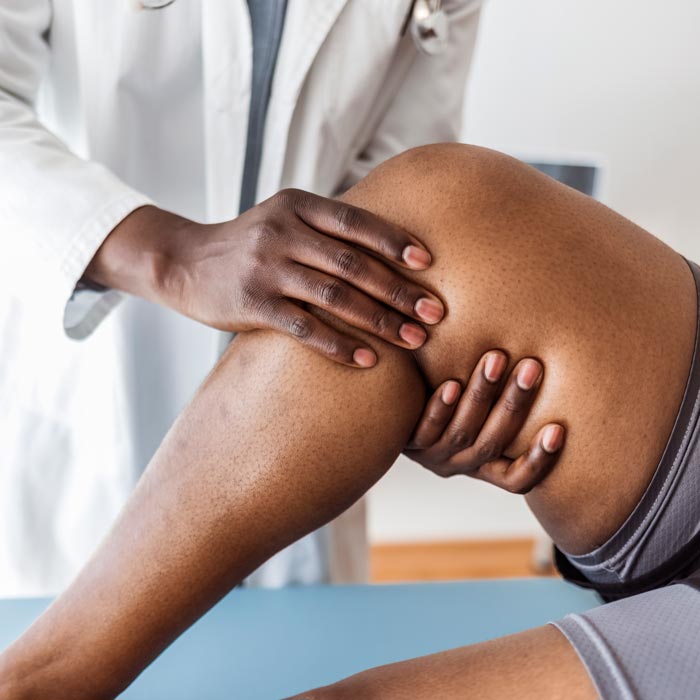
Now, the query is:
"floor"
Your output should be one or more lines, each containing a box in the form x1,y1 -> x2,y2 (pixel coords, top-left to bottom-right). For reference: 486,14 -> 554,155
370,537 -> 556,582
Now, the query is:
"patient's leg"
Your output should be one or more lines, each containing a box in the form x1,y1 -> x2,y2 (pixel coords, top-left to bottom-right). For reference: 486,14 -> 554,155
1,144 -> 695,699
0,329 -> 425,699
289,625 -> 596,700
342,144 -> 696,554
0,326 -> 595,700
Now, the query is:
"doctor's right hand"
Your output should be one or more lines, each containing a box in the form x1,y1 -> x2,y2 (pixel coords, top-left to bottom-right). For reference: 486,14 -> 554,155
84,190 -> 444,367
405,351 -> 566,494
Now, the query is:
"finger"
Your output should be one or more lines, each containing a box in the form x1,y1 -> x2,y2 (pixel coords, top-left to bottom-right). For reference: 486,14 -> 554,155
282,265 -> 428,350
263,299 -> 377,368
452,358 -> 543,472
405,380 -> 462,449
473,423 -> 566,494
288,189 -> 433,271
437,351 -> 509,453
291,227 -> 444,325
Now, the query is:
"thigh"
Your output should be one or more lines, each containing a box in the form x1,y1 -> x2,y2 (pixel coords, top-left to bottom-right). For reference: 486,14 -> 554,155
292,578 -> 700,700
288,625 -> 597,700
0,325 -> 427,700
341,144 -> 698,554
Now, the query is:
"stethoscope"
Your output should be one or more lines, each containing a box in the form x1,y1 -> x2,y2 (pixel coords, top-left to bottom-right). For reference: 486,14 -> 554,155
139,0 -> 448,56
401,0 -> 448,56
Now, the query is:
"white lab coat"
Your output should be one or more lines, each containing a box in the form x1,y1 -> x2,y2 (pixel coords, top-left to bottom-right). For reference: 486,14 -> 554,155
0,0 -> 483,597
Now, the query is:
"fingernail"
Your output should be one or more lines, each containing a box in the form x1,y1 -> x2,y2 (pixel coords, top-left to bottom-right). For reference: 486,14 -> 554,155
402,245 -> 432,270
353,348 -> 377,368
542,425 -> 564,453
484,352 -> 506,383
399,322 -> 427,348
415,297 -> 444,324
441,380 -> 461,405
516,359 -> 542,390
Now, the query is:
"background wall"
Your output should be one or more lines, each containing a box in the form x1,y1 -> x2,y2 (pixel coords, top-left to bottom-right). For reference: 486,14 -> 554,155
368,0 -> 700,544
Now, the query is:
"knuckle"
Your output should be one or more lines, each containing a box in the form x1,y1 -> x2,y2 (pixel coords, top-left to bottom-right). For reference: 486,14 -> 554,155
502,395 -> 525,415
276,187 -> 300,200
273,187 -> 302,209
447,429 -> 473,450
250,220 -> 281,248
388,282 -> 410,308
505,474 -> 533,495
419,459 -> 444,475
369,308 -> 392,334
334,247 -> 363,277
289,315 -> 313,339
434,462 -> 460,478
239,280 -> 270,315
468,383 -> 495,406
424,409 -> 446,427
475,439 -> 499,464
334,204 -> 364,234
318,279 -> 346,307
320,336 -> 345,360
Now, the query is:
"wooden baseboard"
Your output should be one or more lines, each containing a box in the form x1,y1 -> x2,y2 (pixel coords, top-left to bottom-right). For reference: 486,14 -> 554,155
370,537 -> 555,583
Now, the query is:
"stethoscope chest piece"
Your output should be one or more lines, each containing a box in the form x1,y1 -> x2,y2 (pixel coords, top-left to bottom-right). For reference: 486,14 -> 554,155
411,0 -> 448,56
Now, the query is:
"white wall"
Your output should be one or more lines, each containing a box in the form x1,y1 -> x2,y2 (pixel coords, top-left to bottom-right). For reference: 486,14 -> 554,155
368,0 -> 700,543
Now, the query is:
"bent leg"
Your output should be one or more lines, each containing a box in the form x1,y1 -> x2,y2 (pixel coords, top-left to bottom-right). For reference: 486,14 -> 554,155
0,328 -> 424,700
341,144 -> 697,554
2,143 -> 695,698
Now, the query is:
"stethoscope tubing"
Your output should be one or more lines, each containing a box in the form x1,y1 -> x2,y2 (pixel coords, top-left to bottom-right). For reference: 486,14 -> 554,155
140,0 -> 175,9
138,0 -> 447,54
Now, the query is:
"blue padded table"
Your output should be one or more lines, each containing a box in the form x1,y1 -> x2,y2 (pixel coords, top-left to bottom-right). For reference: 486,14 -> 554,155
0,579 -> 599,699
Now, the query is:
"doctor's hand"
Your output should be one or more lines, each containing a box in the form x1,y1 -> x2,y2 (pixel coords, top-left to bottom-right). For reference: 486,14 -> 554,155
85,192 -> 444,367
404,351 -> 566,494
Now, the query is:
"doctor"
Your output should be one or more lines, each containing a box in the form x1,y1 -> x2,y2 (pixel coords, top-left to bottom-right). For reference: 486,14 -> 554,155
0,0 -> 483,596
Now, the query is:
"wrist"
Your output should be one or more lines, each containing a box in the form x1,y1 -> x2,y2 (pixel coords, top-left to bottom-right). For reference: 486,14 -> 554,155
82,205 -> 194,308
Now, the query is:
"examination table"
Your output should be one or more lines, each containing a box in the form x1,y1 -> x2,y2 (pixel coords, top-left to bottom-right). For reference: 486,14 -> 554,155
0,579 -> 600,699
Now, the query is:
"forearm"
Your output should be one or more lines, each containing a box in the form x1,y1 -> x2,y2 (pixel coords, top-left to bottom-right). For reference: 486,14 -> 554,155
0,326 -> 423,699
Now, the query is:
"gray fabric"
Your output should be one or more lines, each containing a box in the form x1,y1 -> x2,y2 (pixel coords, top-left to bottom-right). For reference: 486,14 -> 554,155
240,0 -> 289,214
561,258 -> 700,586
554,579 -> 700,700
550,258 -> 700,699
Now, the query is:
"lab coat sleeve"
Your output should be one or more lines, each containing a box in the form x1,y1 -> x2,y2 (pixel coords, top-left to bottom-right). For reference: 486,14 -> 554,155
0,1 -> 153,339
338,0 -> 484,190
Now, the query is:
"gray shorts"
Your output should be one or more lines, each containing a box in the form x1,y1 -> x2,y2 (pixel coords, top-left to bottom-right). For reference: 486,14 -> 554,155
552,258 -> 700,699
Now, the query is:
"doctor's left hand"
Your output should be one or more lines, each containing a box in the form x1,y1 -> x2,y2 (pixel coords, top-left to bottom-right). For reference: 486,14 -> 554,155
84,192 -> 444,368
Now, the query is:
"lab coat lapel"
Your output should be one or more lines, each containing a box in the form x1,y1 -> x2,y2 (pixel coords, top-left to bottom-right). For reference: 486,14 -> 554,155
201,0 -> 252,221
257,0 -> 351,200
277,0 -> 350,104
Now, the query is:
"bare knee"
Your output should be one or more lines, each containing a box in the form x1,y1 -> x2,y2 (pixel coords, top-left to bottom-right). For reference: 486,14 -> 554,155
344,142 -> 552,263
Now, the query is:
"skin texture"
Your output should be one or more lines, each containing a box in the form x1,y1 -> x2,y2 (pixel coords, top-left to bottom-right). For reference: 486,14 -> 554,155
0,143 -> 696,699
